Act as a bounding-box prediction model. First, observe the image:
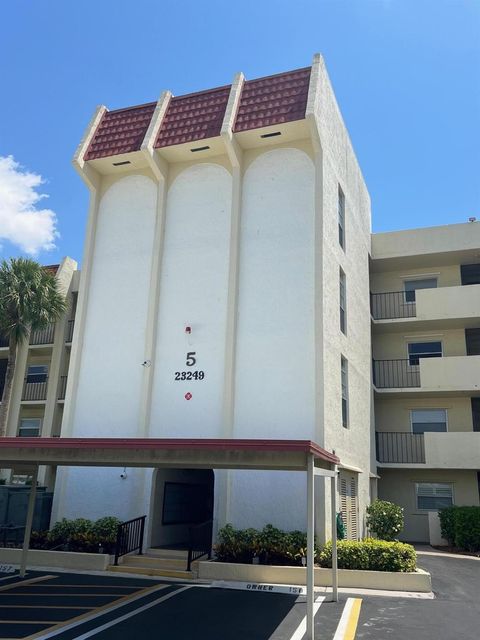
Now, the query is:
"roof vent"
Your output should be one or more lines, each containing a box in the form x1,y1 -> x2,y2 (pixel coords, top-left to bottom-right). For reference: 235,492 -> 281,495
260,131 -> 281,139
191,146 -> 210,153
112,161 -> 131,166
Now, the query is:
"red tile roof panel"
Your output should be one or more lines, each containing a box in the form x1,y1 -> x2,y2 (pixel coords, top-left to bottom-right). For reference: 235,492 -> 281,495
84,103 -> 156,160
233,67 -> 311,133
155,86 -> 231,148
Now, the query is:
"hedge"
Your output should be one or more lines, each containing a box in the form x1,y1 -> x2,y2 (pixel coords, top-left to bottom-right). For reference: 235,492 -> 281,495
439,506 -> 480,552
215,524 -> 417,572
318,539 -> 416,573
30,516 -> 121,553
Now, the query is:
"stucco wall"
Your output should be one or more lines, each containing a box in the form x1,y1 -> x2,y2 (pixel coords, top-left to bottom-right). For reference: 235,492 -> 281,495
373,328 -> 467,360
54,174 -> 157,521
375,396 -> 474,432
378,468 -> 479,542
370,264 -> 461,293
150,163 -> 232,438
314,58 -> 373,541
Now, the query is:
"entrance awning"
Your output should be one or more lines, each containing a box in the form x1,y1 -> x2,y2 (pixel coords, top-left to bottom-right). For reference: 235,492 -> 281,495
0,437 -> 340,640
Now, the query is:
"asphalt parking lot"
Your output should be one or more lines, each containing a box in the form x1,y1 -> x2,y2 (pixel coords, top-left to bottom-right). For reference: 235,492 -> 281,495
0,552 -> 478,640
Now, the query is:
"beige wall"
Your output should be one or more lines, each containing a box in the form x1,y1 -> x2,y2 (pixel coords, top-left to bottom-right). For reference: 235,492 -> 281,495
370,264 -> 461,293
375,397 -> 474,432
378,468 -> 479,542
373,328 -> 467,360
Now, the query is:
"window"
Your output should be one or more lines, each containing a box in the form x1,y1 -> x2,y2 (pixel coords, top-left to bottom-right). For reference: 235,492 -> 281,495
407,341 -> 442,366
340,269 -> 347,334
341,356 -> 348,428
416,483 -> 453,511
338,185 -> 345,249
18,418 -> 41,437
411,409 -> 447,434
404,278 -> 437,303
26,364 -> 48,384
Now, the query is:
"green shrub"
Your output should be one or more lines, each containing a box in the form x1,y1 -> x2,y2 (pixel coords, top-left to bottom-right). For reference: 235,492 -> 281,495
318,538 -> 416,572
366,500 -> 404,541
92,517 -> 121,543
47,518 -> 94,546
438,506 -> 458,545
214,524 -> 319,566
439,506 -> 480,552
44,516 -> 121,553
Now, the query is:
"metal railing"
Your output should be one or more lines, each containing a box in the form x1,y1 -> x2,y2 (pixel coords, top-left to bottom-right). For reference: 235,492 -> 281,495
58,376 -> 68,400
0,335 -> 8,348
373,359 -> 420,388
114,515 -> 146,566
65,319 -> 75,343
30,323 -> 55,345
371,291 -> 417,320
187,519 -> 213,571
22,378 -> 48,401
376,432 -> 425,463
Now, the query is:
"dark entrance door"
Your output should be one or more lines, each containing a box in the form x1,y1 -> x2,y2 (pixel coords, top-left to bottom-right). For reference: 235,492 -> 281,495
465,328 -> 480,356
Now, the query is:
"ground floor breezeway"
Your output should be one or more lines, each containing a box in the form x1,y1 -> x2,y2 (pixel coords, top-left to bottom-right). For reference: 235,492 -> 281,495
0,437 -> 341,640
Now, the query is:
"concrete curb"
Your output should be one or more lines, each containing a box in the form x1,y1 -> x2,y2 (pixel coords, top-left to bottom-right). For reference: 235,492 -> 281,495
0,548 -> 111,571
198,561 -> 432,593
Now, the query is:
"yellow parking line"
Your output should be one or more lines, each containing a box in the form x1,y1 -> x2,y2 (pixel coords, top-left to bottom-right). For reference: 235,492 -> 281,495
343,598 -> 362,640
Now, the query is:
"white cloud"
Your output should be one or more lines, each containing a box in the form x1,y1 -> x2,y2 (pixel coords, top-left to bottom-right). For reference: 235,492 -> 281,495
0,155 -> 58,255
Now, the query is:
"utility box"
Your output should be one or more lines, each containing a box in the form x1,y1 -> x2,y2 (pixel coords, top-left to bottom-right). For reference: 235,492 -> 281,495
0,485 -> 53,531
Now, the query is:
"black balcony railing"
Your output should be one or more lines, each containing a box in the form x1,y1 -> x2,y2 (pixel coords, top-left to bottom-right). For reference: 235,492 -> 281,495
30,323 -> 55,346
376,432 -> 425,463
0,335 -> 8,348
373,359 -> 420,388
65,319 -> 75,343
187,519 -> 213,571
22,378 -> 48,401
371,292 -> 416,320
58,376 -> 68,400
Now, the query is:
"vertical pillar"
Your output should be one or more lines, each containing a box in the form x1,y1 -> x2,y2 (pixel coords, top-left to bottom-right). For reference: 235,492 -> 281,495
19,466 -> 39,578
306,454 -> 315,640
330,468 -> 338,602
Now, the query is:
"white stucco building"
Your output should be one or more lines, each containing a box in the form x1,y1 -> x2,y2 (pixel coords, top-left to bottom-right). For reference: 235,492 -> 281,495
47,54 -> 479,563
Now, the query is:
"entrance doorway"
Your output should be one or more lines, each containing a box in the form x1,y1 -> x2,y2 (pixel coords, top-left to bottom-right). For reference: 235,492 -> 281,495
150,468 -> 214,549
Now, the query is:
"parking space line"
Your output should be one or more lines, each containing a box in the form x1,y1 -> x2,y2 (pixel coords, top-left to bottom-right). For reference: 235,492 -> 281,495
72,585 -> 193,639
0,576 -> 56,592
289,595 -> 325,640
0,593 -> 133,597
0,621 -> 58,625
0,605 -> 91,610
23,582 -> 170,640
332,598 -> 362,640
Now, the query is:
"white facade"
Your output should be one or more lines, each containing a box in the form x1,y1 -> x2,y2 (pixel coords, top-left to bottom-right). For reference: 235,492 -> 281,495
53,55 -> 375,544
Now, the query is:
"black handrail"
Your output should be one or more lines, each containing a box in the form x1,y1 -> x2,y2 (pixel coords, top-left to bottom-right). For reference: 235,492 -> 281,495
376,432 -> 425,463
373,359 -> 420,388
370,291 -> 417,320
114,515 -> 146,566
187,519 -> 213,571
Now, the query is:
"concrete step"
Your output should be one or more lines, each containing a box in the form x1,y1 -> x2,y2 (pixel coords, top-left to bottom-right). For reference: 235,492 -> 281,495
120,555 -> 188,570
145,548 -> 189,560
108,564 -> 194,580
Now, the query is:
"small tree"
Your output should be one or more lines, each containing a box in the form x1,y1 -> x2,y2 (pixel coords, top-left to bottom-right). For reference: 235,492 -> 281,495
366,499 -> 404,541
0,258 -> 66,437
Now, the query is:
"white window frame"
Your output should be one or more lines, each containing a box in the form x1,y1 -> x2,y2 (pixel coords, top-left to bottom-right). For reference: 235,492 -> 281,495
341,356 -> 349,428
415,482 -> 454,511
339,268 -> 347,335
406,340 -> 443,367
403,277 -> 438,303
410,408 -> 448,434
17,417 -> 42,437
26,364 -> 49,383
338,185 -> 346,250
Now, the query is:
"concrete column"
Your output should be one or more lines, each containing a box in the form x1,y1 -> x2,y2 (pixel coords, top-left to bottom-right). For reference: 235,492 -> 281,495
306,454 -> 315,640
19,466 -> 39,577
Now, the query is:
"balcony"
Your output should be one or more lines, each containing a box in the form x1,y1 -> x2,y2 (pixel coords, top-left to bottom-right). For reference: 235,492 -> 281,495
376,432 -> 425,463
22,378 -> 48,402
0,335 -> 8,348
373,359 -> 420,389
373,356 -> 480,394
376,431 -> 480,469
371,284 -> 480,330
29,323 -> 55,346
58,375 -> 68,400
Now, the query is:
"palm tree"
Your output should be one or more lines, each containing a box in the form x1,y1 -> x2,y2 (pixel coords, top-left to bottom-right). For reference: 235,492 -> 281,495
0,258 -> 67,437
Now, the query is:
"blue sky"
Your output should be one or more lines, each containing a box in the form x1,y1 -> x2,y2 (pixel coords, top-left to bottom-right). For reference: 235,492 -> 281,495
0,0 -> 479,265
